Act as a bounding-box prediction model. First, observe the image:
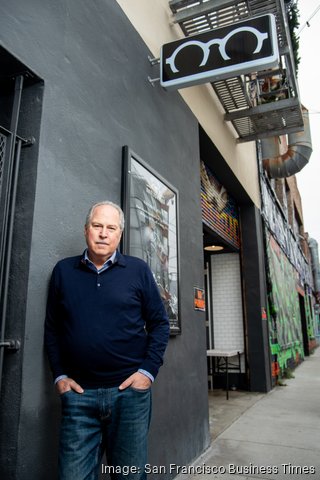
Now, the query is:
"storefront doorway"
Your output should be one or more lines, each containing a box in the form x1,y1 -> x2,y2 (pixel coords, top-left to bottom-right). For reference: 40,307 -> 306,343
201,160 -> 246,392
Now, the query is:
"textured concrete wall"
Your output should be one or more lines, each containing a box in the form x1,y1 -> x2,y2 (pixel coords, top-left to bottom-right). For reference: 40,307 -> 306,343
0,1 -> 209,478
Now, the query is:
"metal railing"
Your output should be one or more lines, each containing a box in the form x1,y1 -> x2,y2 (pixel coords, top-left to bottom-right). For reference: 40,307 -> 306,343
0,76 -> 25,394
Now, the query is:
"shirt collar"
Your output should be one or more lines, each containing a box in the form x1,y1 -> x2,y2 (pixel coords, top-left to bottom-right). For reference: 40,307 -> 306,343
83,249 -> 117,273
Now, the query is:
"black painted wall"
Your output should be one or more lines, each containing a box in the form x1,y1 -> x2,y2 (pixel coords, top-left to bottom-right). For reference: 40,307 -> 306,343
240,205 -> 272,392
0,1 -> 210,478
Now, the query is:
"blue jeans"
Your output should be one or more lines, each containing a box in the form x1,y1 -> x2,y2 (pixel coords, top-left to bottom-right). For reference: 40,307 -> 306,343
58,386 -> 152,480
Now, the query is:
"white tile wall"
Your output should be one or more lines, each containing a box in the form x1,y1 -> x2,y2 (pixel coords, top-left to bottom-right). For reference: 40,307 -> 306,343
210,253 -> 244,353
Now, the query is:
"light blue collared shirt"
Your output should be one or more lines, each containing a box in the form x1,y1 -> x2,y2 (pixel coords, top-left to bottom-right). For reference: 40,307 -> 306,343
84,249 -> 117,274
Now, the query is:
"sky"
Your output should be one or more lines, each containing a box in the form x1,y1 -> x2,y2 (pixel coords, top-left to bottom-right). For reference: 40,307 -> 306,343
295,1 -> 320,246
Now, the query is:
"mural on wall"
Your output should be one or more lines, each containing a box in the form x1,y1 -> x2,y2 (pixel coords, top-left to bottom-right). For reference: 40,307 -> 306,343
266,233 -> 305,379
260,173 -> 312,285
200,161 -> 240,249
304,287 -> 317,351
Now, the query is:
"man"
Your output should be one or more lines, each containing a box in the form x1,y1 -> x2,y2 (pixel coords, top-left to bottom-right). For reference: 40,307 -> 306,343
44,200 -> 170,480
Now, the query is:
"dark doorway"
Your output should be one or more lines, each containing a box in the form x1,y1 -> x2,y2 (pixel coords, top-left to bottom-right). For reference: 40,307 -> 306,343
0,47 -> 42,390
0,46 -> 43,478
299,293 -> 309,356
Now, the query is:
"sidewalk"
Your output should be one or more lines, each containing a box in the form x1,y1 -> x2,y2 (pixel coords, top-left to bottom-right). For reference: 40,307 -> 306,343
175,347 -> 320,479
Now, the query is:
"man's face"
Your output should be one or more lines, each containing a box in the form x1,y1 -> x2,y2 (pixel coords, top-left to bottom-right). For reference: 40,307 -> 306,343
84,205 -> 122,264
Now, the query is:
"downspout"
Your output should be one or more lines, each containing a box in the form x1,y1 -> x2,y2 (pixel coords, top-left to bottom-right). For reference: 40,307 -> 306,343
261,107 -> 312,178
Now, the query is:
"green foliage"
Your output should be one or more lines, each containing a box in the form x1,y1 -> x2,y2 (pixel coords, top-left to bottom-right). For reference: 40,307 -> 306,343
286,0 -> 300,75
277,367 -> 295,386
282,367 -> 295,379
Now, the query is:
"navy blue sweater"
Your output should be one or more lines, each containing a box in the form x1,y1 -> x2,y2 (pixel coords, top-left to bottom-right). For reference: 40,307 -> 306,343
44,252 -> 170,388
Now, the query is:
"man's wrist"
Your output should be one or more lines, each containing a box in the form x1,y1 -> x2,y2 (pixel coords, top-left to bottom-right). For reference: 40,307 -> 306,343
138,369 -> 154,383
54,374 -> 68,384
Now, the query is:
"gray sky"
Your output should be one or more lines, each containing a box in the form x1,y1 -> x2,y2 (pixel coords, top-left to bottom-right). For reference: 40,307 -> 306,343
296,1 -> 320,246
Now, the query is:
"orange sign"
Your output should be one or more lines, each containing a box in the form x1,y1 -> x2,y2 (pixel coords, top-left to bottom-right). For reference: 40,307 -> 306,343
194,287 -> 205,312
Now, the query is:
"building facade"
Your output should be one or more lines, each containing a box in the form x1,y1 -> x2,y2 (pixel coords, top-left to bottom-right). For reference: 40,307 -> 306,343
260,150 -> 318,383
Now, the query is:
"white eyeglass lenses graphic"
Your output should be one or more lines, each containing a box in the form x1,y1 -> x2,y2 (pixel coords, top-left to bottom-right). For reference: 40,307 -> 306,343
165,26 -> 269,74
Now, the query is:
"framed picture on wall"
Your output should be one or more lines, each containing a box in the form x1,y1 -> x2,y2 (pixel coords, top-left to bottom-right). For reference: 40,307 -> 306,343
122,146 -> 181,334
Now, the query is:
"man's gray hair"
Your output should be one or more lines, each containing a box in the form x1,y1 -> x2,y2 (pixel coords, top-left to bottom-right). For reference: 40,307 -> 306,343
85,201 -> 125,230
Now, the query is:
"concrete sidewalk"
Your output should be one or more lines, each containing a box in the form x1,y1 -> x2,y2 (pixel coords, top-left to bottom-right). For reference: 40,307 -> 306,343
175,347 -> 320,479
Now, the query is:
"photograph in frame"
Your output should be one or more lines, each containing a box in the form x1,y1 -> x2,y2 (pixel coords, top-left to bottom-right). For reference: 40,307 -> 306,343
122,146 -> 180,334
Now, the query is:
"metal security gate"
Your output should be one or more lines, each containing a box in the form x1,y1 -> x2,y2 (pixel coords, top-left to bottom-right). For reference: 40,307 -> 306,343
0,75 -> 33,392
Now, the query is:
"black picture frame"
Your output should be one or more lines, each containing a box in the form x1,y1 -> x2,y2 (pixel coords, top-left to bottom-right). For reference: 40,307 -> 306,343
122,146 -> 181,335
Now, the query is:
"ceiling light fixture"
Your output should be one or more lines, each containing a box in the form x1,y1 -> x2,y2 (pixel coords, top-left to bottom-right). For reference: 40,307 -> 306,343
204,245 -> 224,251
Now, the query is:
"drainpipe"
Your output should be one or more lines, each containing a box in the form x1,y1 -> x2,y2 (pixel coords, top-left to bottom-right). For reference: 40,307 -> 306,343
261,107 -> 312,178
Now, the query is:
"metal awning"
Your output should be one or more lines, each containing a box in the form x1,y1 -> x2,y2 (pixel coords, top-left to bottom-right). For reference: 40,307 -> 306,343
169,0 -> 303,142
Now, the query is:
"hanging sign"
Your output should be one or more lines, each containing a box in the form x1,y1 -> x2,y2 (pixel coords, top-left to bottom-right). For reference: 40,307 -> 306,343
160,14 -> 278,90
194,287 -> 206,312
